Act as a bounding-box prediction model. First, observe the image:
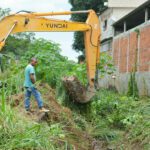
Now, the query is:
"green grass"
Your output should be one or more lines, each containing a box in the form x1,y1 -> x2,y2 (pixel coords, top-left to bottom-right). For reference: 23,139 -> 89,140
88,90 -> 150,149
0,104 -> 77,150
0,77 -> 149,150
0,38 -> 149,149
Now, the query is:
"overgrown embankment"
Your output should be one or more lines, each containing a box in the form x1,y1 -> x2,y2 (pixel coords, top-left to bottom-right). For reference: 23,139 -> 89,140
0,38 -> 95,150
2,81 -> 149,150
0,38 -> 149,150
5,83 -> 94,150
57,85 -> 150,149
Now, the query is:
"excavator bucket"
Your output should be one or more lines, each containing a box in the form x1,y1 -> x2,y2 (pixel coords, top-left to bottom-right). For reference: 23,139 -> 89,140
62,76 -> 96,103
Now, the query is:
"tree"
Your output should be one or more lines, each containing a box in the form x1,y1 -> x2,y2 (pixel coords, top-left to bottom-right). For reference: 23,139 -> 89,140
2,33 -> 35,58
0,7 -> 10,19
68,0 -> 106,54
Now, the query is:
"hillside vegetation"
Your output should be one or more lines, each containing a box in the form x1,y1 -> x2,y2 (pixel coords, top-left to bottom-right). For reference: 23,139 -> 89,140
0,36 -> 149,150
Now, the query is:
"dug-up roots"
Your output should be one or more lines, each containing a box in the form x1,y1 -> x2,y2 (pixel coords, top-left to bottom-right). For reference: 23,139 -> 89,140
62,76 -> 96,103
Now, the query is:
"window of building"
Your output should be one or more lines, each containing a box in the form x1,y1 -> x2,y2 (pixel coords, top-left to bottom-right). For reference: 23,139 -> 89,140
103,19 -> 108,31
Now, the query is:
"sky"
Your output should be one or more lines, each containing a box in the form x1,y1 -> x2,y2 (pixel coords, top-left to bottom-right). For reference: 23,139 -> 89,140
0,0 -> 80,61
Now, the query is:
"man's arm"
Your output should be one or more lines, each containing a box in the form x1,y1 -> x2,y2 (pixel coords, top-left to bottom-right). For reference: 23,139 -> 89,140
30,74 -> 35,84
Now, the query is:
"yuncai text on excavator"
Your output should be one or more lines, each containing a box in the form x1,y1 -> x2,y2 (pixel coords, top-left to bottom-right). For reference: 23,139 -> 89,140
0,9 -> 100,103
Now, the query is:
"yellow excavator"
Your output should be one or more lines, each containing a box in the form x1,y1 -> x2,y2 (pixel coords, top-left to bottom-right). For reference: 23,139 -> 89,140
0,9 -> 100,103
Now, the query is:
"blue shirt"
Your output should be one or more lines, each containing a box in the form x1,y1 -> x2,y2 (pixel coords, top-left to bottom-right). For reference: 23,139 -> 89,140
24,64 -> 36,87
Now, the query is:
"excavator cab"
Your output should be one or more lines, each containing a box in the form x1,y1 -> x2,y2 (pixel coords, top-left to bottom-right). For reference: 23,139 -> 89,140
0,9 -> 100,103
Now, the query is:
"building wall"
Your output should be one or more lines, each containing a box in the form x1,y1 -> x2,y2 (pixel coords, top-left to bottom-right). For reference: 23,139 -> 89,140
112,8 -> 135,20
100,8 -> 133,41
108,0 -> 147,8
113,22 -> 150,73
100,7 -> 138,44
101,40 -> 112,52
100,8 -> 113,41
100,0 -> 148,52
99,22 -> 150,96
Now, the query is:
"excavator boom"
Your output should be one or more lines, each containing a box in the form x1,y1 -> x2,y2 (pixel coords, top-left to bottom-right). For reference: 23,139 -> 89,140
0,10 -> 100,102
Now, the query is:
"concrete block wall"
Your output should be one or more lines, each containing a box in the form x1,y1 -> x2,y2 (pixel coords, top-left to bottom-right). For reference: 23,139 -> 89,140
99,22 -> 150,96
139,26 -> 150,71
113,23 -> 150,73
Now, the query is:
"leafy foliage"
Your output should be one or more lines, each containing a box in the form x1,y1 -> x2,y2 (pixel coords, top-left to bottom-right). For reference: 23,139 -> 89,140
127,72 -> 139,98
87,89 -> 150,148
91,91 -> 130,128
0,7 -> 10,19
98,52 -> 115,78
14,38 -> 78,88
2,33 -> 35,58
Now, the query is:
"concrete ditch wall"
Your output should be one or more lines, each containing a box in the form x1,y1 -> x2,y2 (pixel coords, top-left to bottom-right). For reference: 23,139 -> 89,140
98,72 -> 150,96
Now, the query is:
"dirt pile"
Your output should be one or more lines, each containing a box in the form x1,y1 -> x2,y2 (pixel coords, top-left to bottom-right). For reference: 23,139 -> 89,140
10,83 -> 72,122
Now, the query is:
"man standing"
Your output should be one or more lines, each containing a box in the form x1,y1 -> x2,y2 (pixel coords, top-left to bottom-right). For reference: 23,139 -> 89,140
24,57 -> 49,112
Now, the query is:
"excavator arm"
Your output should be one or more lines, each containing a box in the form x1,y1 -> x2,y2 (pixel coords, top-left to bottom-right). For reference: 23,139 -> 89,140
0,10 -> 100,102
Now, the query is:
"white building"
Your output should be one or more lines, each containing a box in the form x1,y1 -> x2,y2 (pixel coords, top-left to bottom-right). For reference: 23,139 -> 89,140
99,0 -> 147,52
